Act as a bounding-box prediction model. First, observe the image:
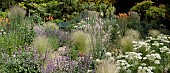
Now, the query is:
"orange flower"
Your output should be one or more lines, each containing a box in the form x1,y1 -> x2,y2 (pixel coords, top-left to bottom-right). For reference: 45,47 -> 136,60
118,13 -> 128,18
44,16 -> 54,21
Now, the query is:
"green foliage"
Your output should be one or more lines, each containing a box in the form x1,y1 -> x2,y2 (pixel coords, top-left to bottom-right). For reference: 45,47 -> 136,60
0,0 -> 16,11
19,0 -> 80,20
0,50 -> 41,73
18,0 -> 50,14
0,32 -> 19,56
0,29 -> 34,56
131,1 -> 167,20
0,11 -> 7,18
53,19 -> 64,25
7,6 -> 35,47
18,0 -> 116,20
80,0 -> 115,4
127,11 -> 141,29
29,13 -> 44,25
131,1 -> 154,12
146,6 -> 166,18
69,46 -> 79,60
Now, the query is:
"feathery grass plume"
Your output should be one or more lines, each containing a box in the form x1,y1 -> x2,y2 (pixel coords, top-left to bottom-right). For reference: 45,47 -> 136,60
32,36 -> 51,54
95,58 -> 119,73
119,29 -> 140,52
43,22 -> 59,30
8,5 -> 26,25
71,30 -> 91,56
148,29 -> 160,37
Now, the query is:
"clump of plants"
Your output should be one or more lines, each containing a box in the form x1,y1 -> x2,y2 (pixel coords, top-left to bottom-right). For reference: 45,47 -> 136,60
71,30 -> 91,56
1,51 -> 41,73
115,34 -> 170,73
43,22 -> 59,31
119,29 -> 140,52
95,52 -> 119,73
148,29 -> 160,37
48,37 -> 59,51
8,5 -> 26,26
32,36 -> 51,54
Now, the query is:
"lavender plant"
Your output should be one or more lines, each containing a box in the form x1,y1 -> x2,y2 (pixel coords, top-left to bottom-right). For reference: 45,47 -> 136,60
43,53 -> 93,73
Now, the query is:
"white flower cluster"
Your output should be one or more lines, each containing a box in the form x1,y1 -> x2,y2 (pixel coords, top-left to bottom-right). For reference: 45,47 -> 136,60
157,34 -> 170,43
114,34 -> 170,73
133,34 -> 170,54
137,66 -> 154,73
133,41 -> 149,51
151,41 -> 161,47
143,53 -> 161,64
116,60 -> 131,70
159,46 -> 170,54
145,53 -> 161,60
124,52 -> 142,60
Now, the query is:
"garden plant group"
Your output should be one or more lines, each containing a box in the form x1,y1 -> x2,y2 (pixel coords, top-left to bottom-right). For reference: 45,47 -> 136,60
0,0 -> 170,73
